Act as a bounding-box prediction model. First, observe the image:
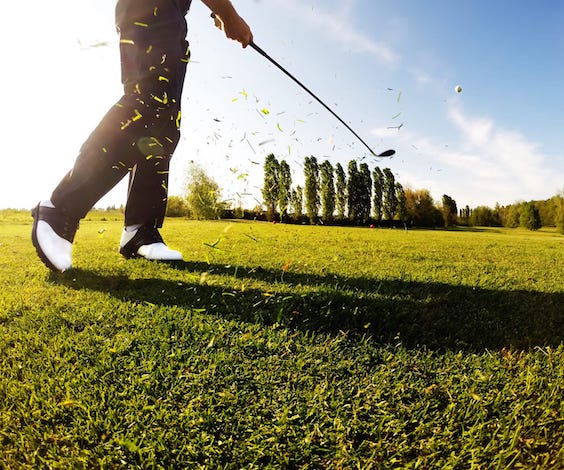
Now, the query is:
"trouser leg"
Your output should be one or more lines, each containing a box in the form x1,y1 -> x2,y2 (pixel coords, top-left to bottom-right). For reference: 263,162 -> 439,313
124,132 -> 175,228
51,0 -> 189,227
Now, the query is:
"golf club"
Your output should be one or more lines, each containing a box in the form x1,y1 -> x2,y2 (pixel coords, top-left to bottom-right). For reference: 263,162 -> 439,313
210,14 -> 395,158
248,41 -> 395,158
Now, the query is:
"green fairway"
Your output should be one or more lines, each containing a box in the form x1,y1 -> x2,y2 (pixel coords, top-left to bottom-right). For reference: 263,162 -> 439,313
1,212 -> 563,468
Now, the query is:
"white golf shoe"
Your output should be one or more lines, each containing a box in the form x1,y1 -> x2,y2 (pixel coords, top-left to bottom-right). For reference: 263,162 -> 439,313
119,226 -> 183,261
31,202 -> 79,272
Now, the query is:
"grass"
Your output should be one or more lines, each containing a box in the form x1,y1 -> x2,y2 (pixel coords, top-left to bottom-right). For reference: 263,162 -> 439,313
0,211 -> 563,468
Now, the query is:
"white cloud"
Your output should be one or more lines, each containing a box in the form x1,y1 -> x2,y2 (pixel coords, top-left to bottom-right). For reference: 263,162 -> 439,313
270,0 -> 399,66
370,105 -> 564,206
446,105 -> 554,197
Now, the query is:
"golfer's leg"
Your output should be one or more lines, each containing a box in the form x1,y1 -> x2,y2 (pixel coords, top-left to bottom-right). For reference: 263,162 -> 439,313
124,143 -> 173,229
50,97 -> 142,220
51,0 -> 189,222
33,0 -> 189,270
121,70 -> 189,229
115,0 -> 189,260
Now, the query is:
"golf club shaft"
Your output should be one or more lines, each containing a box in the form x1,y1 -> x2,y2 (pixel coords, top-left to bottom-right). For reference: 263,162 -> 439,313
209,14 -> 392,157
249,41 -> 380,157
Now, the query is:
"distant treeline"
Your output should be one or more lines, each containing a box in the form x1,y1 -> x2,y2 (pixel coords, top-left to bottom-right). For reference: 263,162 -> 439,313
162,155 -> 564,233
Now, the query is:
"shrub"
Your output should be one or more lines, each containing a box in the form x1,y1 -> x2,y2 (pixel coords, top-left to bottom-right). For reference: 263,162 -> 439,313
520,202 -> 542,230
166,195 -> 189,217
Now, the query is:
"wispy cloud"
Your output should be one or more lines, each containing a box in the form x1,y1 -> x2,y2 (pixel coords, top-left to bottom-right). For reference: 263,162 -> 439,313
270,0 -> 400,66
446,105 -> 558,198
370,105 -> 563,206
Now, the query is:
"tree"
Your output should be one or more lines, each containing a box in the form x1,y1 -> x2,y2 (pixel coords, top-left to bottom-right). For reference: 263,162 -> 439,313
555,194 -> 564,234
358,163 -> 372,224
520,201 -> 541,230
441,194 -> 458,227
470,206 -> 500,227
382,168 -> 397,221
396,183 -> 408,226
492,203 -> 503,227
290,185 -> 303,221
304,156 -> 320,224
536,197 -> 557,227
347,160 -> 360,223
335,163 -> 347,220
404,188 -> 443,227
372,167 -> 384,224
166,195 -> 189,217
505,203 -> 521,228
320,160 -> 336,223
459,205 -> 471,226
505,194 -> 563,230
277,160 -> 292,222
185,162 -> 224,220
262,153 -> 279,221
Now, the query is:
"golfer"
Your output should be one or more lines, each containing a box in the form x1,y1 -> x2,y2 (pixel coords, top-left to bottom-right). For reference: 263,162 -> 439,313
32,0 -> 253,272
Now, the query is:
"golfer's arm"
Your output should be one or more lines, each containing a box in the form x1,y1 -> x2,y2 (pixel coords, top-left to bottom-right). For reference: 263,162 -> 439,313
200,0 -> 239,21
200,0 -> 253,47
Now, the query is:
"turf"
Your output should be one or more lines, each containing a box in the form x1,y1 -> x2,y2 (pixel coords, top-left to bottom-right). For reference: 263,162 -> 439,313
0,212 -> 562,468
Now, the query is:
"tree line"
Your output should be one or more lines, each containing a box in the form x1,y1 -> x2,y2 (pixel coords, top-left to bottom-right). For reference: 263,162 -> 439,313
166,156 -> 564,234
261,153 -> 451,228
261,154 -> 564,232
458,197 -> 564,232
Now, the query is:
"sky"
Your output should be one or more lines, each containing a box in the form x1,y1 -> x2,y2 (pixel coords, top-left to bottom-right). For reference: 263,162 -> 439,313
1,0 -> 563,211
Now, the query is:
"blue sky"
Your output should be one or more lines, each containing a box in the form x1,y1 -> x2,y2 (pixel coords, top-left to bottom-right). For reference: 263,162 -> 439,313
1,0 -> 562,210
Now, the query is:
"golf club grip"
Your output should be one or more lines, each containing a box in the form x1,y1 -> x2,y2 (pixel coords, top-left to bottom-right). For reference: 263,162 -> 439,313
249,42 -> 379,157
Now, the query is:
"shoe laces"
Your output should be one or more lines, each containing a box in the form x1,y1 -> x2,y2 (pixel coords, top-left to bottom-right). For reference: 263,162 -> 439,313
136,225 -> 164,245
61,215 -> 79,242
34,205 -> 79,243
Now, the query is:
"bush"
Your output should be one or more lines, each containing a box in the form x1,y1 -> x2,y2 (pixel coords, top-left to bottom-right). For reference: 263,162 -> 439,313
166,196 -> 189,217
470,206 -> 501,227
555,195 -> 564,234
185,163 -> 224,220
505,204 -> 521,228
404,189 -> 444,227
520,202 -> 541,230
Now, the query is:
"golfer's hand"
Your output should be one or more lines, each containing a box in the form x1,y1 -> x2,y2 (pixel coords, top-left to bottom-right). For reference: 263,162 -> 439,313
213,12 -> 253,48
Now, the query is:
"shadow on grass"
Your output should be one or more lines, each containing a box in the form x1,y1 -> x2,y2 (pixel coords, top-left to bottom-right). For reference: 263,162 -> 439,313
52,261 -> 563,352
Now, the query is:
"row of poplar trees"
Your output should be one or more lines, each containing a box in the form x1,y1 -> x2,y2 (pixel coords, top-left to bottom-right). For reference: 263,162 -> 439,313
262,154 -> 407,225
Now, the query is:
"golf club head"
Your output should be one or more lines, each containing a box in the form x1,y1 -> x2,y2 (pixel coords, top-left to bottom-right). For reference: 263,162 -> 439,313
375,149 -> 395,158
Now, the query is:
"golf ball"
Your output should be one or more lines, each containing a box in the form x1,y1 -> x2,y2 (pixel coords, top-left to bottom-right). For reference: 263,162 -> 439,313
455,85 -> 462,93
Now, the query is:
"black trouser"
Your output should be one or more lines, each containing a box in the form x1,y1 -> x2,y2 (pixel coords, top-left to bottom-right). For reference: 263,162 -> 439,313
51,0 -> 191,227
